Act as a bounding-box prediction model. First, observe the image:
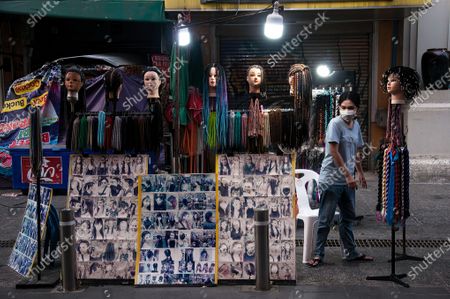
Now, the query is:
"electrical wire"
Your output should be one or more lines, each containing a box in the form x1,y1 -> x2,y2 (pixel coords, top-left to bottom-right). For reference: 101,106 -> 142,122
178,4 -> 273,29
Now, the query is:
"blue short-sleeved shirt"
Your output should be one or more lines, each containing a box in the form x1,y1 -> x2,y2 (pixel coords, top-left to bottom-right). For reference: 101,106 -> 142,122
319,116 -> 364,186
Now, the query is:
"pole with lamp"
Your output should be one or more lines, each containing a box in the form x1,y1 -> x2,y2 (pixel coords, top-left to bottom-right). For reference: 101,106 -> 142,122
173,13 -> 190,173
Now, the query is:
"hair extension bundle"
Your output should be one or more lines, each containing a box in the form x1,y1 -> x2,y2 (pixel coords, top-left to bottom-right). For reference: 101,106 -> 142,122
112,116 -> 122,152
241,113 -> 248,150
234,112 -> 242,150
71,117 -> 80,150
97,111 -> 105,149
78,115 -> 88,151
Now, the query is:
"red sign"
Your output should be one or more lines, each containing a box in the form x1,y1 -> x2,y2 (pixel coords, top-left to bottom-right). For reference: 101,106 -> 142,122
21,156 -> 63,184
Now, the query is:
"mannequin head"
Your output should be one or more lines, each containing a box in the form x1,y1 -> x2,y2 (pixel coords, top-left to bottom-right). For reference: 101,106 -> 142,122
143,67 -> 165,98
381,66 -> 420,105
246,65 -> 264,93
104,68 -> 123,102
204,63 -> 226,97
64,67 -> 84,93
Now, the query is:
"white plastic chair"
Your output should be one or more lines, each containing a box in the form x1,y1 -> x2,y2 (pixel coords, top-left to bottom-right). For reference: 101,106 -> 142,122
295,169 -> 340,263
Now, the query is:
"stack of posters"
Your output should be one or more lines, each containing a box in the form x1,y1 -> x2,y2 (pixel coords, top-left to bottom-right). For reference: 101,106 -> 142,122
135,174 -> 216,285
8,184 -> 53,276
217,154 -> 296,281
67,154 -> 148,280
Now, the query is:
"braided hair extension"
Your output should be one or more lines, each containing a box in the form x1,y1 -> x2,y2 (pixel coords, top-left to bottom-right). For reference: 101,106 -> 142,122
78,115 -> 88,151
71,116 -> 80,151
394,149 -> 402,224
234,112 -> 242,150
104,68 -> 123,112
269,109 -> 282,145
202,64 -> 229,150
86,115 -> 93,150
241,113 -> 248,150
97,111 -> 105,149
381,146 -> 389,220
386,148 -> 397,225
111,116 -> 122,152
376,143 -> 386,212
288,64 -> 312,147
402,146 -> 410,220
228,111 -> 234,149
399,146 -> 405,223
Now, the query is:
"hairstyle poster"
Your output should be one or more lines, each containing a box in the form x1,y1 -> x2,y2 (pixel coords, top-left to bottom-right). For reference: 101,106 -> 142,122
67,154 -> 148,280
8,184 -> 53,276
217,154 -> 296,282
135,173 -> 216,286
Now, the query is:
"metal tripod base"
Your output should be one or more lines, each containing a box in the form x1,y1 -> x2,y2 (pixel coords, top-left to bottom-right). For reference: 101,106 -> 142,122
390,253 -> 424,262
366,273 -> 409,288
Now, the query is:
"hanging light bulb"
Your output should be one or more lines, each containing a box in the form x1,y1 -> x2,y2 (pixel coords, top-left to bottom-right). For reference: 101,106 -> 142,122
317,65 -> 334,77
177,14 -> 190,47
264,1 -> 284,40
178,25 -> 190,47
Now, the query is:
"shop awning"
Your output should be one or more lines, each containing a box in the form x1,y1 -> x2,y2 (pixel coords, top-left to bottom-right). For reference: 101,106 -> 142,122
0,0 -> 166,22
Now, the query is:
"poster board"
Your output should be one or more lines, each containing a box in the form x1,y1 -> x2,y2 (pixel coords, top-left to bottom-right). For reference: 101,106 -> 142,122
67,154 -> 148,280
135,174 -> 216,285
8,184 -> 53,276
217,154 -> 296,282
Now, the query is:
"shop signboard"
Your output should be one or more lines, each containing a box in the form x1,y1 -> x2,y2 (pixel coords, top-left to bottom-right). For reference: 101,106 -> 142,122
0,64 -> 62,176
21,156 -> 63,184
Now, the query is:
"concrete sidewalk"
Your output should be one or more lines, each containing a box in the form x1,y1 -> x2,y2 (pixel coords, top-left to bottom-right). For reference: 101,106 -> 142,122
0,172 -> 449,297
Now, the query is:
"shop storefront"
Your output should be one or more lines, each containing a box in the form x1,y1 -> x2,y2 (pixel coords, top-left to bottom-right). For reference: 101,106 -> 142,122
3,0 -> 449,291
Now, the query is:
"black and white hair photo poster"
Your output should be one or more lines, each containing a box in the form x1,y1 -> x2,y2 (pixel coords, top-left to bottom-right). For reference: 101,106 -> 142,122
8,184 -> 53,277
136,173 -> 216,286
217,154 -> 296,281
67,154 -> 148,280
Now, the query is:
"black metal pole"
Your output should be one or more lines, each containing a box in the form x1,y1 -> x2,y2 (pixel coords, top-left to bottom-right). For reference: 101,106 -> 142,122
36,174 -> 41,281
254,209 -> 270,291
391,224 -> 395,275
60,209 -> 77,291
392,223 -> 423,262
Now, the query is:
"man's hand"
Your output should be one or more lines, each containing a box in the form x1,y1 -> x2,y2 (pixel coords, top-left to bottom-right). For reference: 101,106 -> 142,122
358,172 -> 367,189
346,175 -> 357,189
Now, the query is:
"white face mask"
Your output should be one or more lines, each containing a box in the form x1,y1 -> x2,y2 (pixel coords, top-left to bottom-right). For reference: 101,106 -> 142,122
339,108 -> 356,122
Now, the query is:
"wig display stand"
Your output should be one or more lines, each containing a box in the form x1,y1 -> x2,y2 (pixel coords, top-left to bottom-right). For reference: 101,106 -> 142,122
366,225 -> 409,288
16,175 -> 59,289
391,224 -> 424,262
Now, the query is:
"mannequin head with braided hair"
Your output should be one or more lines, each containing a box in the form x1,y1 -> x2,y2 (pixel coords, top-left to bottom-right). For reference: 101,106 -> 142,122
143,66 -> 166,98
381,66 -> 421,104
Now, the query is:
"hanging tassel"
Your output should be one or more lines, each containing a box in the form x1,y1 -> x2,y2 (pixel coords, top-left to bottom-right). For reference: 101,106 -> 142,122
71,117 -> 80,151
207,111 -> 217,149
78,115 -> 88,151
97,111 -> 105,149
263,111 -> 270,148
86,116 -> 93,150
241,113 -> 248,151
234,112 -> 241,150
228,111 -> 235,149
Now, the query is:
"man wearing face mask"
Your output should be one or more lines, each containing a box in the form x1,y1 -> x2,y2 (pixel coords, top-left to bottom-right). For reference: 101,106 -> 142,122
308,91 -> 373,267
